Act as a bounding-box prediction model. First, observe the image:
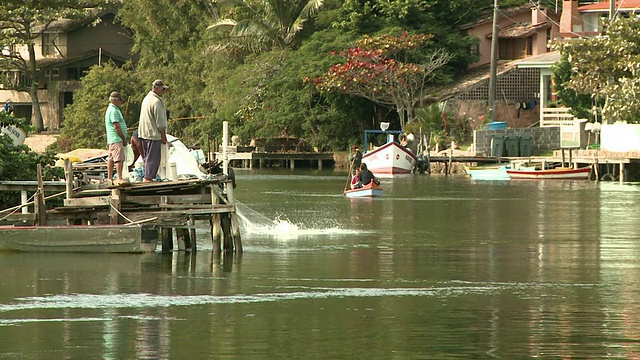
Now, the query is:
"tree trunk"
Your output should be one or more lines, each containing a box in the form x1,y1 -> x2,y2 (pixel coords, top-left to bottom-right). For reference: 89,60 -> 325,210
27,43 -> 45,132
29,83 -> 45,132
397,106 -> 407,130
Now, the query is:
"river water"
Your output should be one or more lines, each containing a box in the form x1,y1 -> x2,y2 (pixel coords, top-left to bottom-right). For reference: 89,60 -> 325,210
1,170 -> 640,359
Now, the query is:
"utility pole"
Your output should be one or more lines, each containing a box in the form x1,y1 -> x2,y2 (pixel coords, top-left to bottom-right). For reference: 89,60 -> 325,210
488,0 -> 499,121
609,0 -> 616,21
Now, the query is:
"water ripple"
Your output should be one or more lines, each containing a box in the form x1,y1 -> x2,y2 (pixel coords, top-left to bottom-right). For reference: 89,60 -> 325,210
0,286 -> 496,312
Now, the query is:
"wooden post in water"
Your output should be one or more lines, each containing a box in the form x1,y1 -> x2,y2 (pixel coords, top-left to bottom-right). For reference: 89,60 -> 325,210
221,213 -> 233,253
569,148 -> 573,169
109,188 -> 121,225
448,141 -> 454,175
21,191 -> 28,214
176,228 -> 187,250
34,164 -> 47,226
189,216 -> 197,251
64,158 -> 74,200
225,180 -> 243,253
161,228 -> 174,252
211,184 -> 222,254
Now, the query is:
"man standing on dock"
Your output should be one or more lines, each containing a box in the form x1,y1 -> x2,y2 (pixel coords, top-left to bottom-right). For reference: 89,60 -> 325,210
138,79 -> 169,182
105,91 -> 128,185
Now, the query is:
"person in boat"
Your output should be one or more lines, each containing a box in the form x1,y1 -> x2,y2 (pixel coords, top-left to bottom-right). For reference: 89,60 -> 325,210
348,145 -> 362,175
351,167 -> 361,189
104,91 -> 128,186
357,163 -> 379,187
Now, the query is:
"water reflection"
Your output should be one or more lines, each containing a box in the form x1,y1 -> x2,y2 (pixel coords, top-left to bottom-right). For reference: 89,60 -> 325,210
2,175 -> 640,358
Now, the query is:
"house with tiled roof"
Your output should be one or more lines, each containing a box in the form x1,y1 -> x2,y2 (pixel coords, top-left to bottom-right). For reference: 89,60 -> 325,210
560,0 -> 640,38
461,4 -> 560,69
0,10 -> 135,131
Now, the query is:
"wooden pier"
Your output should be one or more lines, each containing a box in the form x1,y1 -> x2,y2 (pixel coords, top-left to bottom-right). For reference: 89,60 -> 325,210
0,161 -> 241,253
428,148 -> 640,181
216,146 -> 334,170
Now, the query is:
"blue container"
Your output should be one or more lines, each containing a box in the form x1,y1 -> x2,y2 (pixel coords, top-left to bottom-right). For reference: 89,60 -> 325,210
487,121 -> 507,130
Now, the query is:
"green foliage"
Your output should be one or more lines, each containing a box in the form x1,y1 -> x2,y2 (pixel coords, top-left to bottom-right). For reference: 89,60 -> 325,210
0,112 -> 35,135
314,32 -> 452,129
334,1 -> 481,75
57,63 -> 143,152
118,0 -> 217,146
0,0 -> 113,131
551,53 -> 597,121
207,0 -> 325,54
50,0 -> 498,152
0,122 -> 64,209
203,27 -> 366,150
555,14 -> 640,123
411,104 -> 472,149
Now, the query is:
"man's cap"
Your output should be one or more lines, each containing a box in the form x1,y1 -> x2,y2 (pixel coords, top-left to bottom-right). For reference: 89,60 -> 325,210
109,91 -> 123,100
152,79 -> 169,89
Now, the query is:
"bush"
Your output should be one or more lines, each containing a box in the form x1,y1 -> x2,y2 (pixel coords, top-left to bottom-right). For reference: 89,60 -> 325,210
0,131 -> 64,209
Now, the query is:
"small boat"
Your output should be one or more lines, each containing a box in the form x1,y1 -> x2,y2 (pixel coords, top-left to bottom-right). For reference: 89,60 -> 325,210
0,224 -> 159,253
464,165 -> 510,180
344,182 -> 383,198
362,141 -> 416,175
506,166 -> 592,180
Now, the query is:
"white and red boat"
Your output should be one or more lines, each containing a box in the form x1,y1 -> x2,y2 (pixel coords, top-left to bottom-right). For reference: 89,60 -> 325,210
362,141 -> 416,175
344,182 -> 383,198
506,166 -> 592,180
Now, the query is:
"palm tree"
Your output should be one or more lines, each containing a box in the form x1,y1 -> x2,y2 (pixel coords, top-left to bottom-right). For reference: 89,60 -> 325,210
208,0 -> 324,53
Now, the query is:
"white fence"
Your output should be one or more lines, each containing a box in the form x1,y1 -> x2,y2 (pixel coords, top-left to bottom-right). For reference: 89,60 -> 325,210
541,107 -> 576,127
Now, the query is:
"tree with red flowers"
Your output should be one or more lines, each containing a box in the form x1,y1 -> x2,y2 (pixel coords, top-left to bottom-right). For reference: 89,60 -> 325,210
313,32 -> 451,129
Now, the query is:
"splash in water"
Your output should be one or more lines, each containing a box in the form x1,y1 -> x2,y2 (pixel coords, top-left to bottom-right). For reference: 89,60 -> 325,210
235,201 -> 362,239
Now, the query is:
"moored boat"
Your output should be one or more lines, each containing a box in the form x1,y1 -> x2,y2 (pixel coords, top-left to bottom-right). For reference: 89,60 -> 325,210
0,224 -> 159,253
464,165 -> 510,180
506,166 -> 592,180
344,182 -> 383,198
362,141 -> 416,175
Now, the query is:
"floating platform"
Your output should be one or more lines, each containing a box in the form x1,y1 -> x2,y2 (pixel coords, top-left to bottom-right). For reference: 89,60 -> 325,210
0,224 -> 159,253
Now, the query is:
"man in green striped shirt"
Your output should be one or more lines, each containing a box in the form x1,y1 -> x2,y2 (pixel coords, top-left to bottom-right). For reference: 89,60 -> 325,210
104,91 -> 128,185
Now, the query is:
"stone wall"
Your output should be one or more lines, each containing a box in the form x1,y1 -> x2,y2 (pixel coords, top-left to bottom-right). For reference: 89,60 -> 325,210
474,127 -> 561,156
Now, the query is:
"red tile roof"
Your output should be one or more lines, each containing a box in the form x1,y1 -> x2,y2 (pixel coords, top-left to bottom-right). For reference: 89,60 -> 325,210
579,0 -> 640,11
487,22 -> 550,39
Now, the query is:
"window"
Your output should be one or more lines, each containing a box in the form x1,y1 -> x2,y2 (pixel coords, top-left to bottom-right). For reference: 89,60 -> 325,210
41,33 -> 59,56
469,43 -> 479,57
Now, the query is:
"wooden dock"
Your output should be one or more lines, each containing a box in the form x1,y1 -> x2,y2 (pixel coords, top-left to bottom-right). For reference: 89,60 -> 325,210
216,147 -> 334,170
428,148 -> 640,181
0,161 -> 241,253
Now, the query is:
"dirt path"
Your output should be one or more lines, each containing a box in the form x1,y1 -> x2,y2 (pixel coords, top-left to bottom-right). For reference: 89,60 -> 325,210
23,134 -> 58,153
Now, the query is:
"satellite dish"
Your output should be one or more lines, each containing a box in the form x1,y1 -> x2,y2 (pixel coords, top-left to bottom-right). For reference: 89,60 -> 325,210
380,122 -> 390,131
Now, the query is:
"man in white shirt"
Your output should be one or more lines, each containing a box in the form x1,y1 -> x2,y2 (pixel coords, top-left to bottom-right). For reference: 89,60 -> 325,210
138,79 -> 169,182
